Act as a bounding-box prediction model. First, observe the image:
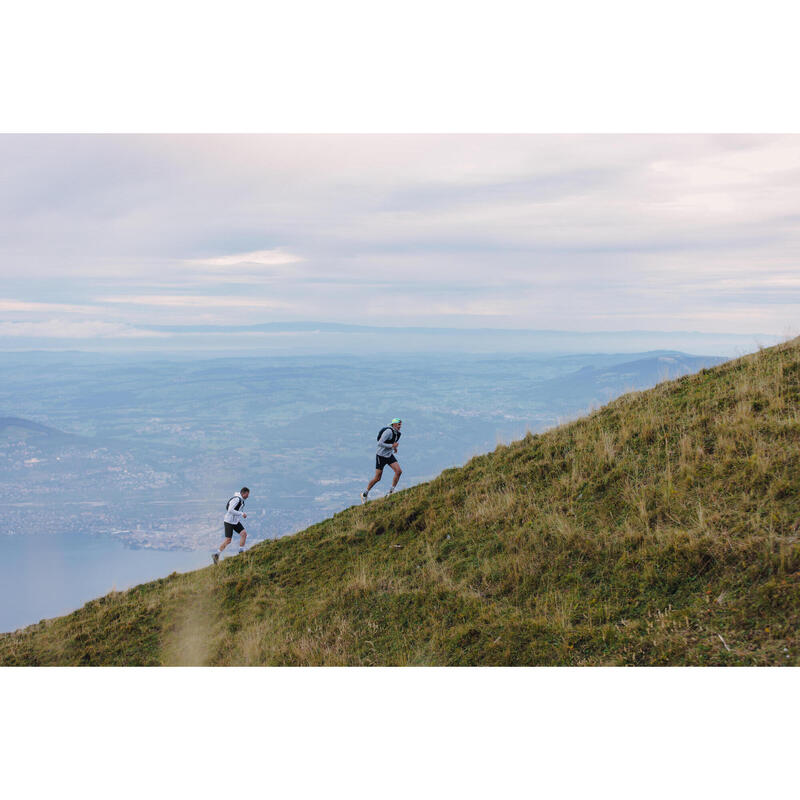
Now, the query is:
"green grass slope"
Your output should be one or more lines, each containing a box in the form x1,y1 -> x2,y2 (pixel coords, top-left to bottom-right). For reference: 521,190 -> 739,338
2,339 -> 799,666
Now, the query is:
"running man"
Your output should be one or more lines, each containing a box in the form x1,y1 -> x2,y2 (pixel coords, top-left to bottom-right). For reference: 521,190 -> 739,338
212,487 -> 250,563
361,418 -> 403,503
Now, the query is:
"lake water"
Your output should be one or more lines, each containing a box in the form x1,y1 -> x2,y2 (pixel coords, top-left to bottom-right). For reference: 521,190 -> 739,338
0,533 -> 213,633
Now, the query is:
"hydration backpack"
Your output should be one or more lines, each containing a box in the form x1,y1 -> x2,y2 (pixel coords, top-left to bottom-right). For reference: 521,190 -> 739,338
377,426 -> 401,444
226,495 -> 244,512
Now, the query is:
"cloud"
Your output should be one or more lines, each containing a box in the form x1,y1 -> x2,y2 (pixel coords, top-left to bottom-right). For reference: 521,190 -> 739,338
1,134 -> 799,336
716,276 -> 800,289
0,299 -> 96,313
97,294 -> 294,310
188,249 -> 302,268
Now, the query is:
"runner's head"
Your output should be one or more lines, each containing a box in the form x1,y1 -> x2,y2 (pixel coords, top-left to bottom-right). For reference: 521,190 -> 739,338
240,487 -> 250,498
391,418 -> 402,429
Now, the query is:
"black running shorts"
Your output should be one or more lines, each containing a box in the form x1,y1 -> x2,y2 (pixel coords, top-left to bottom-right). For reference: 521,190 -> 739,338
224,521 -> 245,538
376,454 -> 398,470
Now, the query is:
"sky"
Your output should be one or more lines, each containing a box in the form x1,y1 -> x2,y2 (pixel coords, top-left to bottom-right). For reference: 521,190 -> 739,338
1,134 -> 798,349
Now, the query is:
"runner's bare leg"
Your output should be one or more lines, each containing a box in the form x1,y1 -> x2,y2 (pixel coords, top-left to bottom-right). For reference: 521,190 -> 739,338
389,461 -> 403,488
365,468 -> 384,493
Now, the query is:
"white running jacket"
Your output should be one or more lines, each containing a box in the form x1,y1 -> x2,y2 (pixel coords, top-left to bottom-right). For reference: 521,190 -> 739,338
224,493 -> 246,524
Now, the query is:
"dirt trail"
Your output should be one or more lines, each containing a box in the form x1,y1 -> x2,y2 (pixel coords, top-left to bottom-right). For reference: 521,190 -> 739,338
162,568 -> 222,666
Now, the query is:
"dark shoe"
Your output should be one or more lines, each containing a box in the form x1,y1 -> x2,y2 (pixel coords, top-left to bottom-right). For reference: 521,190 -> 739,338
212,553 -> 219,564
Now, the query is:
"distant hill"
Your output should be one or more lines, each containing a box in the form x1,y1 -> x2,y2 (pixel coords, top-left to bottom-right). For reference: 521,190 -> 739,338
0,417 -> 77,442
537,353 -> 726,406
1,339 -> 798,665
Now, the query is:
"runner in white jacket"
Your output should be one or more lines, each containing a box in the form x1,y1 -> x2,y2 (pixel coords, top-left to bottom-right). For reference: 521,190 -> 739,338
213,487 -> 250,563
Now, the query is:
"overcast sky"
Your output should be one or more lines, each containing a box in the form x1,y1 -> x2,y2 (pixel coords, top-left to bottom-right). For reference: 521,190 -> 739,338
1,134 -> 798,345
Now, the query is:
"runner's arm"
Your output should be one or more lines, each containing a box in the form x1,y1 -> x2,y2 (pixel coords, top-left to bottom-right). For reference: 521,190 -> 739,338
378,429 -> 399,451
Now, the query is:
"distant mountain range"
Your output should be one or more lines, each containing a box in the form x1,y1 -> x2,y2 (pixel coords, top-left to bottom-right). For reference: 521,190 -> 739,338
536,353 -> 727,406
140,322 -> 777,358
0,417 -> 77,442
0,322 -> 780,357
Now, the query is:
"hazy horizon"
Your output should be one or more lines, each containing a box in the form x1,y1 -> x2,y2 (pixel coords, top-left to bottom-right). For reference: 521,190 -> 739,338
0,320 -> 781,359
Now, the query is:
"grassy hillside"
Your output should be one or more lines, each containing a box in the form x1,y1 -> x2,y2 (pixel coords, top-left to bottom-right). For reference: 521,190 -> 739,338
2,338 -> 799,666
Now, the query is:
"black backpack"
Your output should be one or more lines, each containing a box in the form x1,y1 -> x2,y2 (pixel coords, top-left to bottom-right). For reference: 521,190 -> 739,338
225,495 -> 244,512
377,426 -> 401,444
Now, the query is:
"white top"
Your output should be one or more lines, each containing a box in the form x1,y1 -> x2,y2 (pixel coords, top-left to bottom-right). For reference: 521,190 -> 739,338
376,426 -> 400,457
224,493 -> 246,524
